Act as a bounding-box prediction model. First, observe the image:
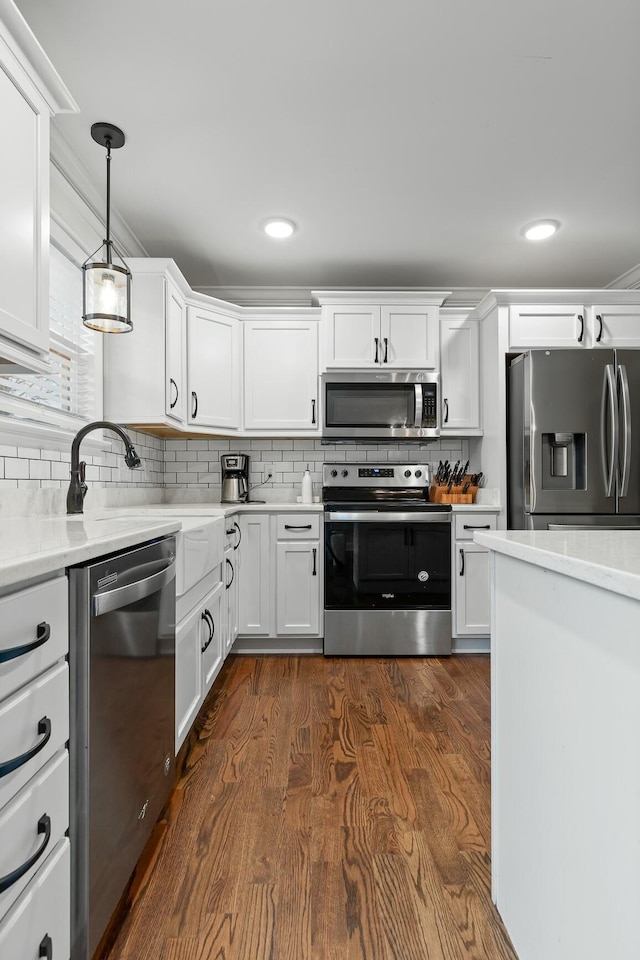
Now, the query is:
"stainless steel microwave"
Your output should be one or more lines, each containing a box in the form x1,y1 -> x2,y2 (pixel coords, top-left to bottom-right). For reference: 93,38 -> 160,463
321,371 -> 440,439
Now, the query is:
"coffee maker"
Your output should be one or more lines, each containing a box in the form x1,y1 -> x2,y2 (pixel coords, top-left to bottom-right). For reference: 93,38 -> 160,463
220,453 -> 250,503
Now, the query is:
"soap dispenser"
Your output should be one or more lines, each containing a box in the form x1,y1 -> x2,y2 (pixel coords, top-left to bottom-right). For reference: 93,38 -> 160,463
301,465 -> 313,504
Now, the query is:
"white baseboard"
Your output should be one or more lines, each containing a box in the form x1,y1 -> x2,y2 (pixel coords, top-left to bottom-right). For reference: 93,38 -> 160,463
452,636 -> 490,654
231,637 -> 324,655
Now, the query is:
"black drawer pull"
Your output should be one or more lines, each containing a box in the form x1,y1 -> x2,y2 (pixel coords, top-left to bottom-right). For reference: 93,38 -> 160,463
459,548 -> 465,576
0,621 -> 51,665
233,521 -> 241,550
169,377 -> 179,409
284,524 -> 312,530
226,557 -> 235,589
39,935 -> 53,959
374,336 -> 379,363
577,314 -> 584,343
311,398 -> 316,424
201,609 -> 215,653
0,814 -> 51,893
443,398 -> 449,424
463,524 -> 492,530
0,717 -> 51,780
596,313 -> 603,343
191,390 -> 198,419
312,548 -> 317,576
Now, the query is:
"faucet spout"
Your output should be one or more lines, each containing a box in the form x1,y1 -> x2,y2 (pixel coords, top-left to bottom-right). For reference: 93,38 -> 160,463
67,421 -> 141,514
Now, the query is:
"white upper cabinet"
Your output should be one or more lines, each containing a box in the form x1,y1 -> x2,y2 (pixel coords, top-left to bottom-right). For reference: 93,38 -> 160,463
104,260 -> 190,428
244,320 -> 319,432
508,301 -> 640,351
589,304 -> 640,349
187,304 -> 240,430
316,292 -> 448,371
440,315 -> 481,434
0,8 -> 76,371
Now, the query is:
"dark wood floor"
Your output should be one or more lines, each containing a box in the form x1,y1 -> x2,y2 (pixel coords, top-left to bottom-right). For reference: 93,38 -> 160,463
104,655 -> 517,960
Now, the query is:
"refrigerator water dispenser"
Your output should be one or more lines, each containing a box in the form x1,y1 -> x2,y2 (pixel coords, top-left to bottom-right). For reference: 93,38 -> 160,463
541,432 -> 586,490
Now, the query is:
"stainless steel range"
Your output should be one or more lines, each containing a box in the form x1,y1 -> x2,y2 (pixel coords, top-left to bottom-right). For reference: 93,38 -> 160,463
323,463 -> 451,656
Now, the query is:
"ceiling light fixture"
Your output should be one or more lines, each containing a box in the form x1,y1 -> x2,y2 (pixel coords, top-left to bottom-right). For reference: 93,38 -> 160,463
522,219 -> 560,241
263,218 -> 296,239
82,122 -> 132,333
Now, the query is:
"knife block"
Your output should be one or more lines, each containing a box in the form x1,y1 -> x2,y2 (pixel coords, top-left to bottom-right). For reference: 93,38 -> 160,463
429,476 -> 478,504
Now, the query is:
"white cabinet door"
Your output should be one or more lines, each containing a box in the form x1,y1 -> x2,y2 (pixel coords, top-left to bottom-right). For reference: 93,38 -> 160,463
508,305 -> 586,349
224,549 -> 239,655
244,321 -> 319,430
589,304 -> 640,349
201,581 -> 224,695
454,543 -> 491,636
165,278 -> 186,423
381,305 -> 438,368
275,542 -> 320,635
187,305 -> 240,429
0,59 -> 49,360
323,305 -> 381,368
440,317 -> 480,433
175,603 -> 203,750
238,515 -> 271,635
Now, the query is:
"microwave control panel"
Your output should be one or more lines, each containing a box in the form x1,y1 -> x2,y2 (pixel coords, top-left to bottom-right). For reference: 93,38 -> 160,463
422,384 -> 438,428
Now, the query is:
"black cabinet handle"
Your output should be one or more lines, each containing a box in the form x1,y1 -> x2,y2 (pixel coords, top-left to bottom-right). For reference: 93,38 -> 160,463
374,336 -> 379,363
0,814 -> 51,893
0,717 -> 51,780
312,548 -> 317,576
284,524 -> 312,530
0,621 -> 50,665
233,521 -> 241,550
459,548 -> 465,576
443,398 -> 449,424
383,337 -> 388,363
226,557 -> 235,589
191,390 -> 198,419
596,314 -> 603,343
39,935 -> 53,959
201,609 -> 214,652
311,399 -> 316,424
169,378 -> 178,409
577,314 -> 584,343
463,524 -> 491,530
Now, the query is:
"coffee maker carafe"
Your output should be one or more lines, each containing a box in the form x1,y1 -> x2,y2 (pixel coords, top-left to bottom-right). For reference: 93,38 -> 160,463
221,453 -> 250,503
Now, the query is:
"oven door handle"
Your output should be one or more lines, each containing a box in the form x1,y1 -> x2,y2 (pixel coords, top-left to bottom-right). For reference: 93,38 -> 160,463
326,511 -> 451,523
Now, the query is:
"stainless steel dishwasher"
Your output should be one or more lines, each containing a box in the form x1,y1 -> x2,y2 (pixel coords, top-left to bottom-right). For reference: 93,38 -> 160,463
68,536 -> 176,960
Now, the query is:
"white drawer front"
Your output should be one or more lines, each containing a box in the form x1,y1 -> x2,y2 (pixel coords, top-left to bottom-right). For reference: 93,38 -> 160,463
0,750 -> 69,919
0,838 -> 70,960
0,577 -> 68,704
0,662 -> 69,813
276,514 -> 320,539
454,514 -> 497,540
177,518 -> 224,597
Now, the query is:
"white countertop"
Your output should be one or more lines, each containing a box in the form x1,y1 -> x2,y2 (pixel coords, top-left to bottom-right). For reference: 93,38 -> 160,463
475,529 -> 640,602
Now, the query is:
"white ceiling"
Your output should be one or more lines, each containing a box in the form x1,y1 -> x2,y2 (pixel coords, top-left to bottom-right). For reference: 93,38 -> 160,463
15,0 -> 640,298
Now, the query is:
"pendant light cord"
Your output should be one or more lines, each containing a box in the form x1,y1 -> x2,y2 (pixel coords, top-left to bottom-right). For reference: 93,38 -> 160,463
105,137 -> 112,254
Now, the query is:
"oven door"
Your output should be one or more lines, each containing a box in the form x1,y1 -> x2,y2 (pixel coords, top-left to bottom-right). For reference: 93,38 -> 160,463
325,511 -> 451,610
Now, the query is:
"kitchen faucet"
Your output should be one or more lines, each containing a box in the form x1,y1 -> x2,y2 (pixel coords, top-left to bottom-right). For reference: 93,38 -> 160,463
67,420 -> 141,514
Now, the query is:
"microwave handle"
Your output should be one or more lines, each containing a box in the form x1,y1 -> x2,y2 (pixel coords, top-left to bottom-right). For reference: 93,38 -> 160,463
414,383 -> 423,428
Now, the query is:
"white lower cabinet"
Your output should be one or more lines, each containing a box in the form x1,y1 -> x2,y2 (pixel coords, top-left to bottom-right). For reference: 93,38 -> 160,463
175,600 -> 203,751
452,513 -> 497,637
238,512 -> 323,640
201,581 -> 224,695
0,837 -> 70,960
223,542 -> 239,657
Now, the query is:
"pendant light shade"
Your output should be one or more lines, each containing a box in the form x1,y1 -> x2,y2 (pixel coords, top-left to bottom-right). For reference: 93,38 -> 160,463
82,122 -> 133,333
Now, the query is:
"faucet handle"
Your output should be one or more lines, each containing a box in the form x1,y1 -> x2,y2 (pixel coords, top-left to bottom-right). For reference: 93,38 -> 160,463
79,461 -> 88,499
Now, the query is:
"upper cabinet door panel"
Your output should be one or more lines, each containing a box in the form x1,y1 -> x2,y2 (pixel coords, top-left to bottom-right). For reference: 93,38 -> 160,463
165,279 -> 186,423
508,305 -> 586,349
324,305 -> 381,368
440,317 -> 480,432
187,306 -> 240,429
0,65 -> 48,355
380,305 -> 438,368
244,321 -> 318,430
590,305 -> 640,349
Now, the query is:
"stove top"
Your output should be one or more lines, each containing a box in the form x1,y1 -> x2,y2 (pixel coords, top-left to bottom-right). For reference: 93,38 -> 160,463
322,462 -> 450,511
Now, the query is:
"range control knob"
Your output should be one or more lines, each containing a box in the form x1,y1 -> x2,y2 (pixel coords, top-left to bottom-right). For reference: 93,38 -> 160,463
415,469 -> 422,478
404,469 -> 411,478
330,469 -> 338,478
341,469 -> 349,478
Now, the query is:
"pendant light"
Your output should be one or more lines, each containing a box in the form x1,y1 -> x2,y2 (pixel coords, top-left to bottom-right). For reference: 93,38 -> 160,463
82,122 -> 132,333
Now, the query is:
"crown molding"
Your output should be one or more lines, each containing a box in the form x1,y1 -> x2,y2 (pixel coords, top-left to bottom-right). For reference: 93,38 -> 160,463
194,285 -> 489,309
606,261 -> 640,290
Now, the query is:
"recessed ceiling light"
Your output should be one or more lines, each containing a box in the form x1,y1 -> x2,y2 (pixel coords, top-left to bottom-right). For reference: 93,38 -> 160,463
522,219 -> 560,241
263,218 -> 296,239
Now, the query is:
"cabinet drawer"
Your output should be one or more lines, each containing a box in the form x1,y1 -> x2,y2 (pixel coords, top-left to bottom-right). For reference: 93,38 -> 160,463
0,838 -> 70,959
454,514 -> 497,540
177,518 -> 224,597
0,576 -> 68,704
0,750 -> 69,919
0,662 -> 69,813
276,514 -> 320,539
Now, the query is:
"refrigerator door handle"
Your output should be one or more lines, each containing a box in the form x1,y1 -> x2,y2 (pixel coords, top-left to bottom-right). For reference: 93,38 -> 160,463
600,364 -> 618,497
618,363 -> 632,497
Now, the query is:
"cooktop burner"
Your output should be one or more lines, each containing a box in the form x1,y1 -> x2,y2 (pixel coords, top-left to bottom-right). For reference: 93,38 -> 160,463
322,462 -> 450,510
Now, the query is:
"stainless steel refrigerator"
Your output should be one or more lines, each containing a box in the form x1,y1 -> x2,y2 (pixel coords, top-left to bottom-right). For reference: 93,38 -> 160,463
508,349 -> 640,529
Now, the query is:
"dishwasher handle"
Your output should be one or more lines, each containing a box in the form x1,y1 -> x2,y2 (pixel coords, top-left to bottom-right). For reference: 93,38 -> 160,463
92,558 -> 176,617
